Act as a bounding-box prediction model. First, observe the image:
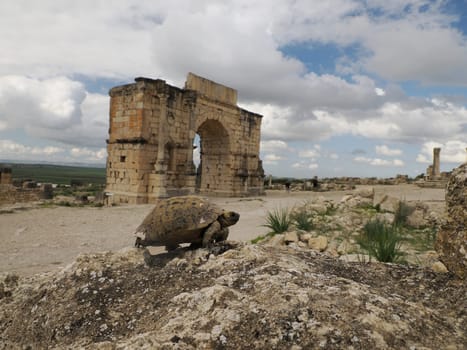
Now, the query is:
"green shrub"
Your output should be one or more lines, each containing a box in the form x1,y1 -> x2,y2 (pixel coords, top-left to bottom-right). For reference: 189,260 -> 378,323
262,207 -> 292,234
356,220 -> 404,263
291,210 -> 314,231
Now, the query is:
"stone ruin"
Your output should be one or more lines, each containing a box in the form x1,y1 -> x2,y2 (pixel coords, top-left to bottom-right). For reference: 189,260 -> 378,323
435,162 -> 467,279
0,167 -> 12,185
0,166 -> 53,205
105,73 -> 265,204
418,147 -> 450,188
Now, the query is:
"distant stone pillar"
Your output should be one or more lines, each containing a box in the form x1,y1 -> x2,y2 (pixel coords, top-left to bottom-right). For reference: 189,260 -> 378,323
268,175 -> 272,188
433,148 -> 441,179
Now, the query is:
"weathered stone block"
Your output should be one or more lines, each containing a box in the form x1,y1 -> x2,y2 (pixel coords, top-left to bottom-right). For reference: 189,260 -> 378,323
308,236 -> 328,252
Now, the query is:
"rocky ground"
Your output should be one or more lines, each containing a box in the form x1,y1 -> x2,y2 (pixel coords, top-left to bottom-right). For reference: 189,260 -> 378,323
1,184 -> 464,349
0,242 -> 465,349
257,187 -> 447,270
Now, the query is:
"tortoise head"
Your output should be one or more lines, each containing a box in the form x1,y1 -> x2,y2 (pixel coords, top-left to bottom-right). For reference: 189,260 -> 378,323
218,211 -> 240,228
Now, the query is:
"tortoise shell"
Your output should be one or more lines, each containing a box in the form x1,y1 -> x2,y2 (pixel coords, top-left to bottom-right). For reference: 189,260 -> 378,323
136,196 -> 223,244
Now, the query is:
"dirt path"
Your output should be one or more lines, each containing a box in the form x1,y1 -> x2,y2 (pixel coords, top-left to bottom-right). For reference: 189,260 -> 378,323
0,185 -> 445,277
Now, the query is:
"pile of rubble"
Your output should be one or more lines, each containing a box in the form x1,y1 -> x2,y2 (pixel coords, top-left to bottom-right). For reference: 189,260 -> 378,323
259,187 -> 446,270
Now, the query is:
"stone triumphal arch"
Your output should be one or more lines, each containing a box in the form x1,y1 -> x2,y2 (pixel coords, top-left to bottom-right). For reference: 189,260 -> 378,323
105,73 -> 265,204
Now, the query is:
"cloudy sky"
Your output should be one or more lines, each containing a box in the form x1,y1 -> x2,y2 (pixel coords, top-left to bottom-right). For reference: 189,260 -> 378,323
1,0 -> 466,178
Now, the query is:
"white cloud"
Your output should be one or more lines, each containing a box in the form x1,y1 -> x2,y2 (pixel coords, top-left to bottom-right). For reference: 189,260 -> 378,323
0,139 -> 107,164
1,1 -> 465,149
292,161 -> 318,170
375,88 -> 386,96
0,76 -> 108,147
31,146 -> 63,156
376,145 -> 402,156
70,147 -> 107,161
299,148 -> 320,159
309,163 -> 319,170
0,1 -> 161,79
260,140 -> 290,153
417,140 -> 467,165
416,154 -> 431,164
247,95 -> 466,147
264,153 -> 283,165
292,162 -> 305,169
393,159 -> 404,167
354,156 -> 404,167
0,140 -> 64,157
0,76 -> 85,130
344,100 -> 467,144
362,16 -> 467,85
1,1 -> 466,88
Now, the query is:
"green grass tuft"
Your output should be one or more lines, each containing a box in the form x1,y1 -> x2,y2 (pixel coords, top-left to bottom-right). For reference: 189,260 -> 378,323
356,219 -> 404,263
394,200 -> 414,227
262,207 -> 292,234
291,210 -> 314,231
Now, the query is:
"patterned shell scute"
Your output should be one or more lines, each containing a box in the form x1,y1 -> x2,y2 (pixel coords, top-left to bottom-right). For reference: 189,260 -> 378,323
138,196 -> 222,241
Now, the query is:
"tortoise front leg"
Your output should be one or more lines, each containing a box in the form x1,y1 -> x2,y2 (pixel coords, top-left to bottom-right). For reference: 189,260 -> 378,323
202,221 -> 221,248
214,228 -> 229,242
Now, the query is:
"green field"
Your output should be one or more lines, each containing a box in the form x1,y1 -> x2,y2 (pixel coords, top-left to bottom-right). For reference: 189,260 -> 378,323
6,163 -> 106,185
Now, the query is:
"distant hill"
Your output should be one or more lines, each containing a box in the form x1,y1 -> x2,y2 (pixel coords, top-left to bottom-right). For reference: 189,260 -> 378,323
2,163 -> 106,185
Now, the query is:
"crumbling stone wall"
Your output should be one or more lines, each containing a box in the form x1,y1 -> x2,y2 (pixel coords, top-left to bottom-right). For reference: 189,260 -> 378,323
0,185 -> 44,205
0,168 -> 53,205
435,163 -> 467,279
0,167 -> 12,185
106,73 -> 264,204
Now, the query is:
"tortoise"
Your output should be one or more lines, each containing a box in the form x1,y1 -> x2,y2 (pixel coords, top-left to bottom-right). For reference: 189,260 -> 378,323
134,195 -> 240,251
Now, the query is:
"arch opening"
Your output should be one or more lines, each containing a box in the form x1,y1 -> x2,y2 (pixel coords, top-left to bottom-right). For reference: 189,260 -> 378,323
195,119 -> 230,195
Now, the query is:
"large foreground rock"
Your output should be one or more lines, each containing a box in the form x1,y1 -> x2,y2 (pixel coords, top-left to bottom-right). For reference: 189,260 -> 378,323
1,243 -> 465,349
435,163 -> 467,279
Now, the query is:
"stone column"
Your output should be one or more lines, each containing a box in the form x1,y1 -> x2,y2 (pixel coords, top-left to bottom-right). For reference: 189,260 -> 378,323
433,148 -> 441,179
150,93 -> 168,198
183,93 -> 197,194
